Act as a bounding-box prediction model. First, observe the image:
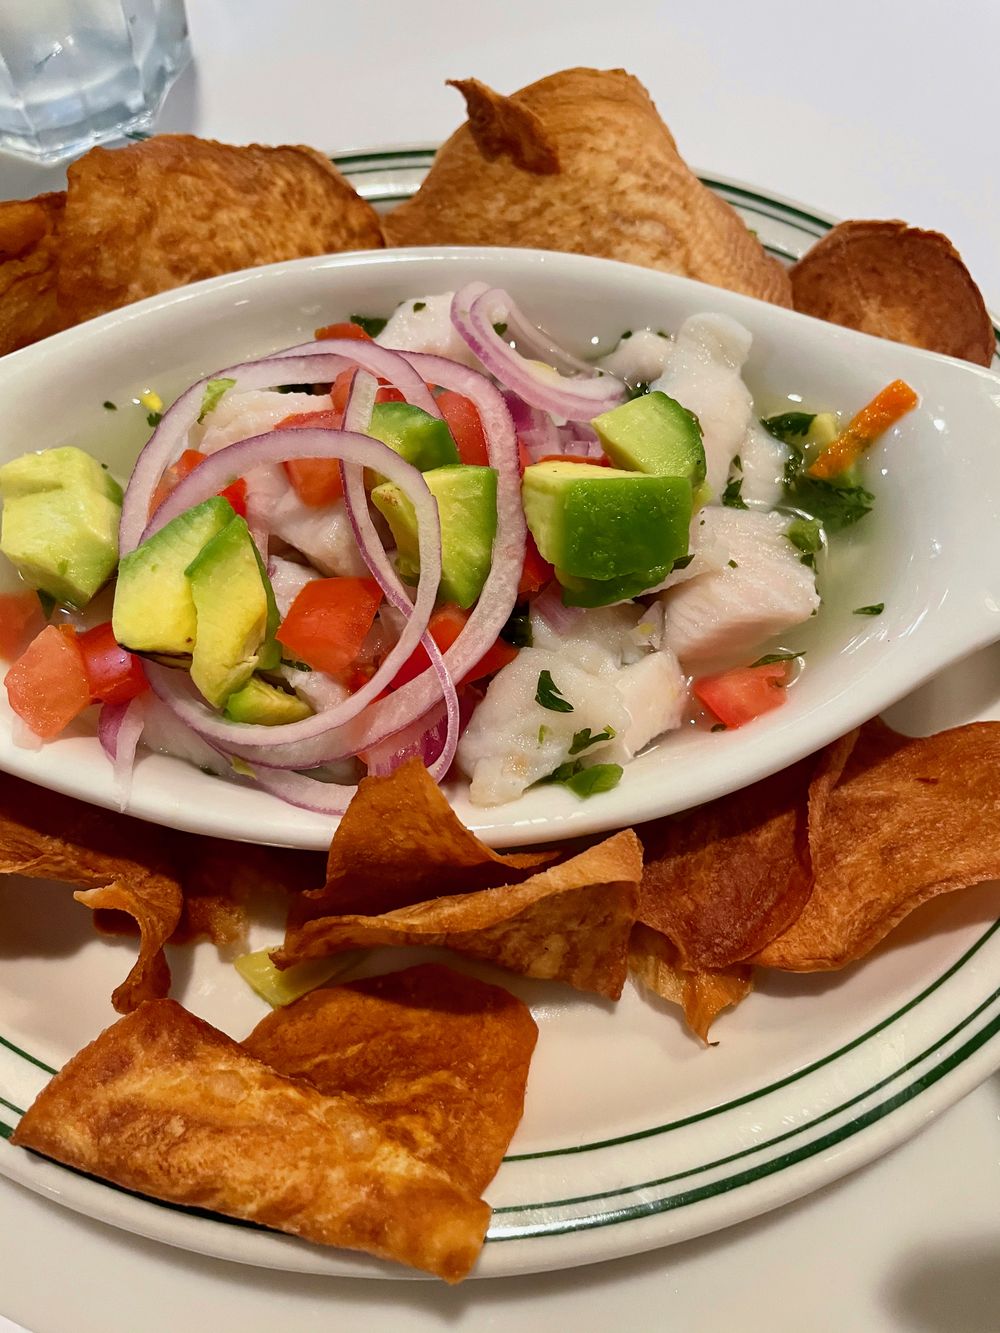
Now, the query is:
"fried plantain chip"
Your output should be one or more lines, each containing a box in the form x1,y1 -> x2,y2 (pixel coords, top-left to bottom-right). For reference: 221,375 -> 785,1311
244,961 -> 537,1194
288,757 -> 554,929
0,772 -> 182,1012
383,68 -> 792,306
12,999 -> 489,1281
56,135 -> 384,326
755,720 -> 1000,969
791,221 -> 995,367
637,756 -> 815,970
277,829 -> 643,1000
0,193 -> 65,355
629,923 -> 753,1043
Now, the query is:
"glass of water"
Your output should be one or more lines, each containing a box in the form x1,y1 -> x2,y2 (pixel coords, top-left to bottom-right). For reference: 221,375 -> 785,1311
0,0 -> 190,165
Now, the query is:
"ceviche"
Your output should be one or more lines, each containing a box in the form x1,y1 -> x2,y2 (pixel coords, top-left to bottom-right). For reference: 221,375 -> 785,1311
0,283 -> 916,812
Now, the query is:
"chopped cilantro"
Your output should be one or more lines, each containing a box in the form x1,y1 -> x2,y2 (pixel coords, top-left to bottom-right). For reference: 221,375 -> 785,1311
349,314 -> 387,338
727,559 -> 739,569
500,609 -> 533,648
761,411 -> 816,444
786,517 -> 823,554
786,476 -> 874,531
671,553 -> 694,571
540,760 -> 623,798
493,322 -> 508,338
854,603 -> 884,616
569,725 -> 617,756
535,669 -> 574,712
751,650 -> 804,666
146,411 -> 162,428
413,301 -> 427,312
620,330 -> 633,340
102,400 -> 117,411
280,658 -> 313,672
198,377 -> 236,423
36,590 -> 56,619
721,475 -> 747,509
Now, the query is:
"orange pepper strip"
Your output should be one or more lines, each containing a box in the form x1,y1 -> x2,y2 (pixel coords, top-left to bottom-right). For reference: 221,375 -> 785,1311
807,379 -> 918,480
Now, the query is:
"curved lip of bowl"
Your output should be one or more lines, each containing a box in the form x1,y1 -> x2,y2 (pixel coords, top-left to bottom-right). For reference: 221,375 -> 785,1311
0,244 -> 999,849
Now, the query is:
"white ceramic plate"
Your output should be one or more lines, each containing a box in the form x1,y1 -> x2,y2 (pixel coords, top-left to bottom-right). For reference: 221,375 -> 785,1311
0,171 -> 998,851
1,163 -> 1000,1283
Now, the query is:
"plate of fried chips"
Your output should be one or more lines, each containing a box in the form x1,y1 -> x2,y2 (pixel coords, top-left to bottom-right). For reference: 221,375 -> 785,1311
1,67 -> 999,1284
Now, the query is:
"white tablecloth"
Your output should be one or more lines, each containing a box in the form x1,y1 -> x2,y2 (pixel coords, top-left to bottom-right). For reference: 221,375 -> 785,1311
1,3 -> 998,1330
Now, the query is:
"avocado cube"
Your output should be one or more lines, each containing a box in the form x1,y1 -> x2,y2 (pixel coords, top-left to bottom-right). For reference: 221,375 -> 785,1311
224,676 -> 312,725
558,564 -> 672,607
0,488 -> 121,607
371,464 -> 498,609
591,392 -> 706,487
0,445 -> 124,504
522,461 -> 691,582
113,496 -> 234,656
367,402 -> 460,471
186,517 -> 275,707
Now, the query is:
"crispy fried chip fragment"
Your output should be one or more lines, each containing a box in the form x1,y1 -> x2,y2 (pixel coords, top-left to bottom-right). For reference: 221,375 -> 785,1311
244,962 -> 537,1194
629,924 -> 752,1043
277,829 -> 643,999
637,757 -> 815,969
289,757 -> 554,929
0,772 -> 181,1011
55,135 -> 384,326
384,68 -> 792,305
755,719 -> 1000,969
0,193 -> 65,354
12,999 -> 489,1281
791,221 -> 995,367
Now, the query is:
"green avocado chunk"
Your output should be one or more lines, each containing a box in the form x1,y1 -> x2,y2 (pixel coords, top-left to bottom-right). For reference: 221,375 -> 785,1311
522,460 -> 691,583
224,676 -> 313,725
0,446 -> 123,607
558,564 -> 672,608
186,516 -> 276,707
591,391 -> 706,488
112,496 -> 234,656
371,464 -> 497,609
367,402 -> 460,471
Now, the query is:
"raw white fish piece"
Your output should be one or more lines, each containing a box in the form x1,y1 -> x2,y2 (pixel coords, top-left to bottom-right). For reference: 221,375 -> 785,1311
267,555 -> 320,619
529,604 -> 645,676
269,489 -> 369,578
194,390 -> 324,455
603,651 -> 687,765
457,649 -> 629,807
739,419 -> 792,510
596,329 -> 673,384
659,508 -> 819,668
376,292 -> 481,369
651,314 -> 753,500
281,665 -> 349,714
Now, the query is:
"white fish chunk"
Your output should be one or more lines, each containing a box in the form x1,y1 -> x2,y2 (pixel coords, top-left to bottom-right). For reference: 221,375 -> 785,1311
376,292 -> 481,369
603,651 -> 687,765
457,649 -> 630,807
659,508 -> 819,668
268,488 -> 368,578
596,329 -> 673,384
530,604 -> 645,677
651,314 -> 753,500
281,665 -> 349,714
740,419 -> 792,510
194,390 -> 325,455
268,555 -> 320,619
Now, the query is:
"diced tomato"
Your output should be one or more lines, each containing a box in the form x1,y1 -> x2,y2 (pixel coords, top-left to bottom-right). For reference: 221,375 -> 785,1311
331,368 -> 355,414
274,409 -> 345,506
5,624 -> 91,738
314,321 -> 374,342
437,391 -> 489,466
77,622 -> 148,704
276,577 -> 383,676
519,534 -> 555,596
0,592 -> 45,661
376,385 -> 406,404
390,604 -> 519,690
150,448 -> 249,518
693,662 -> 789,729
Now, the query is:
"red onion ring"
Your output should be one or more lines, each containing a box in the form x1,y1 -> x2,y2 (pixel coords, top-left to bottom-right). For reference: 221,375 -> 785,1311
450,283 -> 626,420
98,695 -> 147,806
532,582 -> 585,634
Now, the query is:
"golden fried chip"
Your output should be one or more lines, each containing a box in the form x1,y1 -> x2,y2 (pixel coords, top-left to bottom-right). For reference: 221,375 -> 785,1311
637,757 -> 815,969
277,829 -> 643,999
384,68 -> 792,305
289,757 -> 554,929
791,221 -> 995,367
0,193 -> 65,354
244,962 -> 537,1194
0,772 -> 181,1011
12,999 -> 488,1281
56,135 -> 384,326
755,720 -> 1000,969
629,924 -> 752,1043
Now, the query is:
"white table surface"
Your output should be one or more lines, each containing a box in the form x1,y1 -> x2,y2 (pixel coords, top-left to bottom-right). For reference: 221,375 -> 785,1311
1,2 -> 999,1330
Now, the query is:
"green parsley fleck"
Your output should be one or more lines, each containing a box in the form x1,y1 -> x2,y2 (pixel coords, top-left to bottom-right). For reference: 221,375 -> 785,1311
535,669 -> 574,713
102,400 -> 117,411
493,322 -> 508,338
671,553 -> 694,571
198,377 -> 236,423
539,760 -> 623,798
721,475 -> 748,509
280,658 -> 313,672
853,603 -> 884,616
413,301 -> 427,312
786,516 -> 823,554
727,559 -> 739,569
569,725 -> 617,756
620,330 -> 633,340
349,314 -> 387,338
751,651 -> 804,667
761,411 -> 816,444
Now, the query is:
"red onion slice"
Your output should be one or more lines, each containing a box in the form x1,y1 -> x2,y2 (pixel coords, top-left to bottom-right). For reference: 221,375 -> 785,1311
450,284 -> 626,421
532,582 -> 585,634
119,343 -> 438,555
98,695 -> 147,808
